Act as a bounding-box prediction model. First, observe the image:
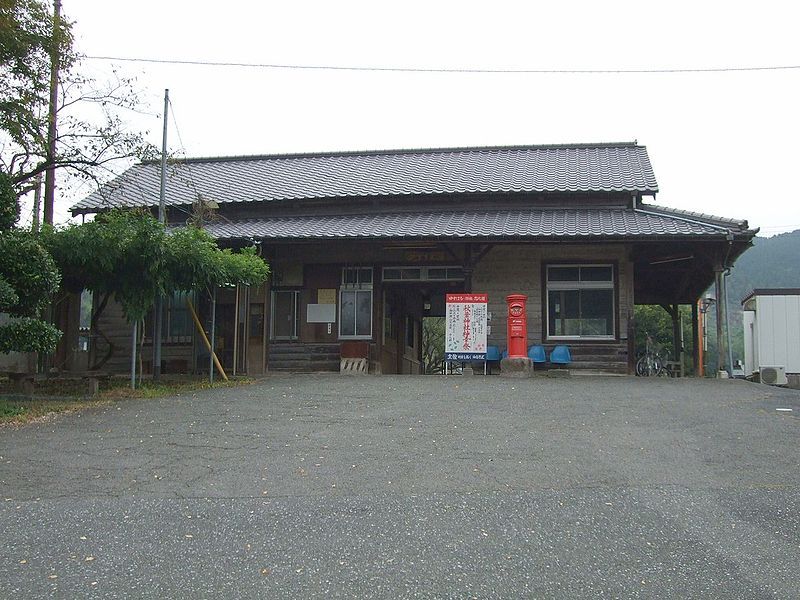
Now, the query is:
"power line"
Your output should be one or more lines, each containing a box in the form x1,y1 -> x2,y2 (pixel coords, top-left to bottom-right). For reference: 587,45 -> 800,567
84,55 -> 800,75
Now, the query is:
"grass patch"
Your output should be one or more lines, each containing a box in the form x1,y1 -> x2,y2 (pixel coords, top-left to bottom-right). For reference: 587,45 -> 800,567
0,376 -> 254,425
0,396 -> 108,425
102,376 -> 255,400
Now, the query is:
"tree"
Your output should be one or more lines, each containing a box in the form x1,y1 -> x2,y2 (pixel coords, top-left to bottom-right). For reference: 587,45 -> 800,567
0,172 -> 61,353
422,317 -> 446,374
43,210 -> 269,370
1,1 -> 154,208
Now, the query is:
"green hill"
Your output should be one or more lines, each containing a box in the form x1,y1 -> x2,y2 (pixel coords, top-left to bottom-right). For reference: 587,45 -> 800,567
727,229 -> 800,305
708,229 -> 800,366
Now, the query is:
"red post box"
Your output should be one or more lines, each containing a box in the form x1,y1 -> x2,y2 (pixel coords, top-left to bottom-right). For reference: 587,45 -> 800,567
506,294 -> 528,358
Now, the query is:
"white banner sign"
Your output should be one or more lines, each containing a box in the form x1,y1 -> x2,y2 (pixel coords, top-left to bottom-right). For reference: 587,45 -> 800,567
445,293 -> 488,360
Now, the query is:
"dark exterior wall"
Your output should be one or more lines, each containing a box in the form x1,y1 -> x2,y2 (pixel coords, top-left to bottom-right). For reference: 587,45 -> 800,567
472,243 -> 634,356
85,241 -> 637,375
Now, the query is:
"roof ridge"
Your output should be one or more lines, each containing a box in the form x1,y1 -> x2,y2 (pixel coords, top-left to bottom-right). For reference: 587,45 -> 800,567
142,142 -> 643,166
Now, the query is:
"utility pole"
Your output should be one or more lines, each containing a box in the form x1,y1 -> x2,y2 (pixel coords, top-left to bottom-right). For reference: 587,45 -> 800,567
153,89 -> 169,381
43,0 -> 62,226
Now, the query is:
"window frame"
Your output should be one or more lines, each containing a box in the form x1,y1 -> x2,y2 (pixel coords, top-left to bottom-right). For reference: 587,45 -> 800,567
144,290 -> 195,345
544,263 -> 618,341
339,267 -> 373,340
382,265 -> 465,283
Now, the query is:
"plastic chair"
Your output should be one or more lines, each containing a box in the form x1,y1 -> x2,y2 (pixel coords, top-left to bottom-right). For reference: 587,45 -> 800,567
528,345 -> 546,363
550,345 -> 572,365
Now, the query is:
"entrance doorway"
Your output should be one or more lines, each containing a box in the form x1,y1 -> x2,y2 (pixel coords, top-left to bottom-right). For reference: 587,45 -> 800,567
380,281 -> 463,374
271,290 -> 299,339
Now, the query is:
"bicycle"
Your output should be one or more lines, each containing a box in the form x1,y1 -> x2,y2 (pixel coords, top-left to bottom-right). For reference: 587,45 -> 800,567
635,333 -> 666,377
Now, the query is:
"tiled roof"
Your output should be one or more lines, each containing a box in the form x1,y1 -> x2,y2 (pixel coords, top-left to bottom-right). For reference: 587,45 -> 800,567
70,143 -> 658,213
201,207 -> 740,242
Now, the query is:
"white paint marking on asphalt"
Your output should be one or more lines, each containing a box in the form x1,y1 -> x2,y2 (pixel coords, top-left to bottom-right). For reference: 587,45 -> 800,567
775,408 -> 793,412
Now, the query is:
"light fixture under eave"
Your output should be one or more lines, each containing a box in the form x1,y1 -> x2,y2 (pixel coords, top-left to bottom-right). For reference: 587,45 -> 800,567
382,243 -> 439,250
649,254 -> 694,266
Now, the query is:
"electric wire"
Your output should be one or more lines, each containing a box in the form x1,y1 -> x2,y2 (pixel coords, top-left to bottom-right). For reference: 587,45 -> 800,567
84,55 -> 800,75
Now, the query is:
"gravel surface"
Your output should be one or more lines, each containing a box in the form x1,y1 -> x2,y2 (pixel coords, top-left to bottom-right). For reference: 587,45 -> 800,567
0,375 -> 798,598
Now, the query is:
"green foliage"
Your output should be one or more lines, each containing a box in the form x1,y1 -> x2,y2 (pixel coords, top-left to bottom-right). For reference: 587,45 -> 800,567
698,230 -> 800,369
44,210 -> 165,322
633,305 -> 678,357
45,211 -> 269,324
727,231 -> 800,302
219,245 -> 269,288
0,0 -> 74,156
0,315 -> 60,353
162,225 -> 224,292
0,171 -> 18,229
1,1 -> 154,197
633,304 -> 695,375
422,317 -> 446,374
0,227 -> 60,317
0,275 -> 18,309
163,226 -> 269,291
0,167 -> 60,355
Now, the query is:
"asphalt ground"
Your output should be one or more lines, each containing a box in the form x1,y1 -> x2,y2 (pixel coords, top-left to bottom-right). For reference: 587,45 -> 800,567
0,375 -> 798,599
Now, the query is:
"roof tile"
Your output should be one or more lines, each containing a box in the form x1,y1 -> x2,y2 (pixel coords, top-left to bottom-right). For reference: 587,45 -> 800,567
71,143 -> 658,213
200,207 -> 731,241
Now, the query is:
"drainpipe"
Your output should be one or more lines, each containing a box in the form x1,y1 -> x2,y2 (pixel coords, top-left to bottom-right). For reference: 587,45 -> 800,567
714,268 -> 725,375
722,235 -> 735,377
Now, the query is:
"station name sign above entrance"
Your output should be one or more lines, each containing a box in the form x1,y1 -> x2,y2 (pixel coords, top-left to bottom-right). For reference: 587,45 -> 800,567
445,293 -> 488,361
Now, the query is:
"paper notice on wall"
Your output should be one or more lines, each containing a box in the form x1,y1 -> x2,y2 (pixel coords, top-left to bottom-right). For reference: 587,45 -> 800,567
317,288 -> 337,304
445,293 -> 488,360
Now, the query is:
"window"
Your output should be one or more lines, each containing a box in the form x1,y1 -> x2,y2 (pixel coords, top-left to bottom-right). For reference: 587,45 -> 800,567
382,266 -> 464,282
546,265 -> 614,339
342,267 -> 372,286
340,268 -> 373,339
167,291 -> 193,340
78,290 -> 92,352
144,291 -> 194,344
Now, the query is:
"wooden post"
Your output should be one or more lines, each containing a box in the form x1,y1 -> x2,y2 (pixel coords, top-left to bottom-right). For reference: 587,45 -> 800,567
671,304 -> 681,364
232,285 -> 239,377
130,321 -> 137,389
691,301 -> 700,376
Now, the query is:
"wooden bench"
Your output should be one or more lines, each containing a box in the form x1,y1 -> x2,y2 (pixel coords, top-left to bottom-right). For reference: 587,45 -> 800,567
3,372 -> 35,396
48,371 -> 111,396
2,371 -> 111,397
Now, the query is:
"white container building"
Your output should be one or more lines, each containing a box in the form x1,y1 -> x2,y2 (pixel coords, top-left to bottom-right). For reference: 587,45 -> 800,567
742,289 -> 800,387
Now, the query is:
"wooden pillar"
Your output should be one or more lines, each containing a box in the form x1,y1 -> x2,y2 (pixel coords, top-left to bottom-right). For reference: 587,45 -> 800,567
671,304 -> 682,365
463,243 -> 473,292
691,300 -> 700,376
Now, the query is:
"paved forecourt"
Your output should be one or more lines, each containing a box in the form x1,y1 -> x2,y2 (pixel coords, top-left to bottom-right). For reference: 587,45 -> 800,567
0,375 -> 798,598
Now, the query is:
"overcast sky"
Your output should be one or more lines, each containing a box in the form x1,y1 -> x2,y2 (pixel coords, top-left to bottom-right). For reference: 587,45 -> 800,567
48,1 -> 800,236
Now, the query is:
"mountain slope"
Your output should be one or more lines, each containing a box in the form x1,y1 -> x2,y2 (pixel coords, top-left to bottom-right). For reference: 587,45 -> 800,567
728,229 -> 800,304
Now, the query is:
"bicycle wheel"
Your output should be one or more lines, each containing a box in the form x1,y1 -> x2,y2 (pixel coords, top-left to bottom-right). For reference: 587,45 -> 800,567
635,356 -> 647,376
653,355 -> 666,377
